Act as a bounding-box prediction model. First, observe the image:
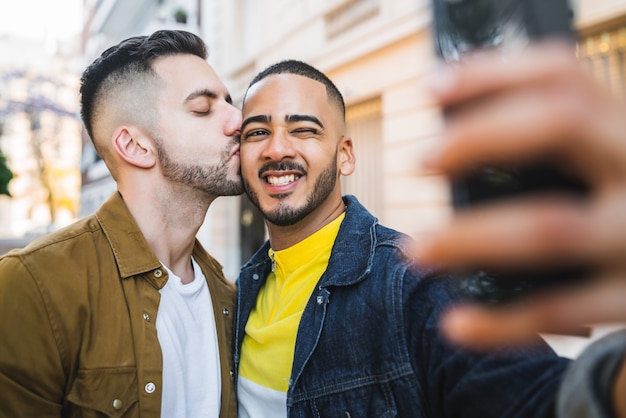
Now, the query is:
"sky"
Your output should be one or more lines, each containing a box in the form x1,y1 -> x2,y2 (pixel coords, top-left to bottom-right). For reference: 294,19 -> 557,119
0,0 -> 83,41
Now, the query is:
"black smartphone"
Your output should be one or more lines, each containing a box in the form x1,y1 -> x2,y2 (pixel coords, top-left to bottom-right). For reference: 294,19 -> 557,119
431,0 -> 591,304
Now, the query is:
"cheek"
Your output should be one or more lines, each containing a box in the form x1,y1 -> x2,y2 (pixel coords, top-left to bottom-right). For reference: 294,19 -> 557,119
304,144 -> 335,165
241,165 -> 255,181
239,147 -> 258,177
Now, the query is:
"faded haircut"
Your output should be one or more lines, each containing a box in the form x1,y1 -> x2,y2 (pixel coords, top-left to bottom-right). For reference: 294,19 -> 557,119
245,59 -> 345,119
79,30 -> 208,154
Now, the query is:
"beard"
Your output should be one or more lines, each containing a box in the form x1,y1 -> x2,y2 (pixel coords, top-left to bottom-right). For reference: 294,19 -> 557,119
156,138 -> 243,196
243,154 -> 338,227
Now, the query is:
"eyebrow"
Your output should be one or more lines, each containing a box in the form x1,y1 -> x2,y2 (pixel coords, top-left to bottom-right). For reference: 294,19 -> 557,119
286,114 -> 324,129
185,89 -> 233,104
241,115 -> 271,132
241,113 -> 325,133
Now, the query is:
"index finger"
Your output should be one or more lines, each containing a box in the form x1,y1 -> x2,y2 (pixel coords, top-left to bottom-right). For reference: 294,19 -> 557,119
429,41 -> 580,106
440,272 -> 626,350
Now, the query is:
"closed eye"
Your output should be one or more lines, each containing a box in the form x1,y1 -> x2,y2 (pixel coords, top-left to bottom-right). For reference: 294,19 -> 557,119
293,128 -> 319,134
291,127 -> 321,138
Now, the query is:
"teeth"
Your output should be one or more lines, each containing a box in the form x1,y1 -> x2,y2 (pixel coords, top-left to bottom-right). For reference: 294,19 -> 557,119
267,174 -> 296,185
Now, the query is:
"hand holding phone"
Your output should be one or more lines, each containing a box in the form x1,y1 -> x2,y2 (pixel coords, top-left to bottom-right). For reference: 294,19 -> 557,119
431,0 -> 591,304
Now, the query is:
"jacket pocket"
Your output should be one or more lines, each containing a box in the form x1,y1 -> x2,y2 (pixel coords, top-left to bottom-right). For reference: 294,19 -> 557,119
296,381 -> 400,418
65,367 -> 138,417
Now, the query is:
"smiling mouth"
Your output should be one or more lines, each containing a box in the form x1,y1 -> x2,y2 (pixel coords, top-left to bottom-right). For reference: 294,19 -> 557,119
265,174 -> 300,185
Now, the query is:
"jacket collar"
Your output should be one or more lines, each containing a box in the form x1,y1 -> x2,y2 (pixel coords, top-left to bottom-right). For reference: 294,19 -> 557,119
242,195 -> 379,287
321,195 -> 377,287
95,192 -> 162,279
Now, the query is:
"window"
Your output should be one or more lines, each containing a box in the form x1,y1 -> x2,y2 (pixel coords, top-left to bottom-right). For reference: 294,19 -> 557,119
578,26 -> 626,98
342,97 -> 383,218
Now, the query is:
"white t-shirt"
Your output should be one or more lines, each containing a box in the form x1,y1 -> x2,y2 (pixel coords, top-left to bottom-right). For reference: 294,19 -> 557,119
157,257 -> 221,417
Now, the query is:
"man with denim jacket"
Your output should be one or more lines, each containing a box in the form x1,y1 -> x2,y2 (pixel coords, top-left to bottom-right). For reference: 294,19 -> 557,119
235,59 -> 569,417
0,30 -> 240,417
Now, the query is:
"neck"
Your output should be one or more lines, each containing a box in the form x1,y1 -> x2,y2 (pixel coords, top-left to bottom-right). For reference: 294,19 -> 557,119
267,197 -> 345,251
119,182 -> 214,283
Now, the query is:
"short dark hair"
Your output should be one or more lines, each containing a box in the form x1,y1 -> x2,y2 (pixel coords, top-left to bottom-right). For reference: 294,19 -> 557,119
79,30 -> 208,144
246,60 -> 345,118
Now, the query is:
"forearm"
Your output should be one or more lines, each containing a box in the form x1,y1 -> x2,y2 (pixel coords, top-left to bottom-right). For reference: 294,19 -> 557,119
614,356 -> 626,418
557,330 -> 626,418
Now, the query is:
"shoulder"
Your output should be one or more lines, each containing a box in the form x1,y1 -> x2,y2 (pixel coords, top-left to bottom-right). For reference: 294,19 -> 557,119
2,215 -> 102,266
368,222 -> 463,311
372,223 -> 440,280
373,223 -> 411,253
0,217 -> 105,334
0,214 -> 113,312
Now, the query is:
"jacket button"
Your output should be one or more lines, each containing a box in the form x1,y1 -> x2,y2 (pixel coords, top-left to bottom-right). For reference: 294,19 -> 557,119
154,269 -> 163,278
143,313 -> 150,321
145,382 -> 156,394
230,369 -> 235,377
222,308 -> 229,316
252,274 -> 259,280
112,399 -> 123,410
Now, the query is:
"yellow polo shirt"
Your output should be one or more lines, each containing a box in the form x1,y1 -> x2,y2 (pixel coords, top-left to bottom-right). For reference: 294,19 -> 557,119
238,213 -> 345,416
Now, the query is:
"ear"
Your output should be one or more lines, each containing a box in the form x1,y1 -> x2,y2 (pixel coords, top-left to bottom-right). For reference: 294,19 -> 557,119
338,136 -> 355,176
111,126 -> 156,169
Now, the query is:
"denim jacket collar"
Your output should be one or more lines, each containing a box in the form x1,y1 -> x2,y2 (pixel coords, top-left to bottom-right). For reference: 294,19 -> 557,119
241,195 -> 379,288
321,195 -> 377,287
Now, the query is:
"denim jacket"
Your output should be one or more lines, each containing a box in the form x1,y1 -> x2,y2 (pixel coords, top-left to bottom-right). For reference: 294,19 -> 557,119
235,195 -> 569,417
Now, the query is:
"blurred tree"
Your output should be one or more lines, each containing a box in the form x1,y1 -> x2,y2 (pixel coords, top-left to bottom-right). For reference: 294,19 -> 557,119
1,69 -> 80,224
0,147 -> 12,197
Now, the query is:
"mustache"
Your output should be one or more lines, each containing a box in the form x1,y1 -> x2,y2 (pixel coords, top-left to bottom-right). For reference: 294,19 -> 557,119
258,161 -> 306,177
226,138 -> 240,156
228,137 -> 239,149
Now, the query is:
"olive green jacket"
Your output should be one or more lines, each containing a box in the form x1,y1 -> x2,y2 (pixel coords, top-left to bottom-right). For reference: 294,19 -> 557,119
0,192 -> 237,417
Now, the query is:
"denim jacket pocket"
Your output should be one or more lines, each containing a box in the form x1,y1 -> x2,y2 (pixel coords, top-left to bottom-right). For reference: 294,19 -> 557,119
293,381 -> 400,418
65,367 -> 138,417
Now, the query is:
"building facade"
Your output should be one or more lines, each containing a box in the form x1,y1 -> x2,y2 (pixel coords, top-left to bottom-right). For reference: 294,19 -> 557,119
78,1 -> 626,325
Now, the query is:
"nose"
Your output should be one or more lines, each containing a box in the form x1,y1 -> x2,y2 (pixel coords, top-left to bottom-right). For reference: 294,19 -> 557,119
262,129 -> 296,161
224,103 -> 242,137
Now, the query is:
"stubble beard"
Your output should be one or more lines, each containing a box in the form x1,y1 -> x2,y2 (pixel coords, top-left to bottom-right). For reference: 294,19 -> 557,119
157,138 -> 243,197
